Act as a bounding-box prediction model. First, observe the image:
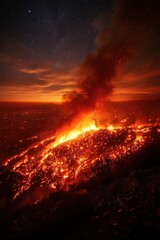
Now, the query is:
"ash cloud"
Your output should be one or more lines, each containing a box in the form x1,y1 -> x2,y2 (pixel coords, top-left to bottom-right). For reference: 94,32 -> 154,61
63,0 -> 160,115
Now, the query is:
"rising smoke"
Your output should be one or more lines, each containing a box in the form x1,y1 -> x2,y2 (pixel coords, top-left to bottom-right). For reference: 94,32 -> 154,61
61,0 -> 159,125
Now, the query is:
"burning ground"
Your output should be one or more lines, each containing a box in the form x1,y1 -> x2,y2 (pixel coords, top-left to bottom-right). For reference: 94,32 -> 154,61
0,116 -> 160,240
0,101 -> 160,240
1,121 -> 160,203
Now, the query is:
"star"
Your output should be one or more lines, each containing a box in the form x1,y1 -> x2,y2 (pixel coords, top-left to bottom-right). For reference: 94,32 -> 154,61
28,9 -> 31,14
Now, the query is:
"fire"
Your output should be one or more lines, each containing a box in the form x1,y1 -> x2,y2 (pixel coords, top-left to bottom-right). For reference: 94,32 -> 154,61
107,125 -> 115,131
53,116 -> 98,147
2,114 -> 159,202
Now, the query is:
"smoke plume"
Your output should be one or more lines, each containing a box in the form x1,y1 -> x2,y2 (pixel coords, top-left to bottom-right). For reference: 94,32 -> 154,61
62,0 -> 159,121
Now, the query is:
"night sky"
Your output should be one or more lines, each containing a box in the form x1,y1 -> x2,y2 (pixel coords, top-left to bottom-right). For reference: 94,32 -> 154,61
0,0 -> 160,102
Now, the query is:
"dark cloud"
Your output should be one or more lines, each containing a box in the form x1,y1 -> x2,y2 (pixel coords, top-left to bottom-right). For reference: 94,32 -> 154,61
43,83 -> 76,92
0,0 -> 159,102
63,0 -> 160,114
0,47 -> 78,101
0,64 -> 47,87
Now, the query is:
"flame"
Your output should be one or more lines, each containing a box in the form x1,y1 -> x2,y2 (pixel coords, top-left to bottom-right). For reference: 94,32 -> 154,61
2,114 -> 159,203
54,116 -> 99,146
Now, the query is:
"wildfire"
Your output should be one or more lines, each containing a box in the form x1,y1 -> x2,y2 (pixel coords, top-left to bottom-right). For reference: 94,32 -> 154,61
53,116 -> 99,147
2,115 -> 159,202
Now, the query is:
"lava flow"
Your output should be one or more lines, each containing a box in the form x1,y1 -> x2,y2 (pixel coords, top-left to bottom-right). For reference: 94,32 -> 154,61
2,115 -> 160,202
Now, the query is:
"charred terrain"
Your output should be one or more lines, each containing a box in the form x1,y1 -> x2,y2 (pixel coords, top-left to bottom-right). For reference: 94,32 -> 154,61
0,101 -> 160,240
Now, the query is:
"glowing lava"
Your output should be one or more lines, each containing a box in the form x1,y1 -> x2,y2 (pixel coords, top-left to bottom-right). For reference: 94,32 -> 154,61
2,117 -> 159,202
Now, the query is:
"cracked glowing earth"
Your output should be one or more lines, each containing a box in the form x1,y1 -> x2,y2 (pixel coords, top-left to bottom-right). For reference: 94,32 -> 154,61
3,117 -> 160,201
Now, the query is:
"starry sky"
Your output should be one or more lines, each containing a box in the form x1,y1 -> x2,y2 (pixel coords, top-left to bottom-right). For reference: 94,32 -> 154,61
0,0 -> 160,102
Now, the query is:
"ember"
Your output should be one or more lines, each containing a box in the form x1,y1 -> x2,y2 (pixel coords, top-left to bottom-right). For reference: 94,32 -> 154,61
3,118 -> 159,202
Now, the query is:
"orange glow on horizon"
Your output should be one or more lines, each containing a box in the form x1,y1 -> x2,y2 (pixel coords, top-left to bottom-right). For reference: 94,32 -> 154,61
1,66 -> 160,103
1,88 -> 159,103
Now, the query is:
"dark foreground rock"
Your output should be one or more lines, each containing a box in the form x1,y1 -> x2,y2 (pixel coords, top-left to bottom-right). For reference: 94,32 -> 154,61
0,166 -> 160,240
